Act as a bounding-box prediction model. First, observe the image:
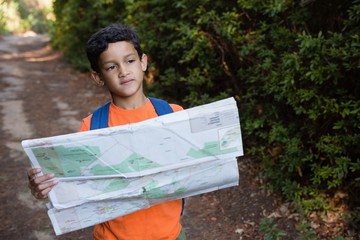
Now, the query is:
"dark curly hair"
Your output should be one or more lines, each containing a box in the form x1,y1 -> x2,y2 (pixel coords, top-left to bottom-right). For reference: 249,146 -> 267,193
86,23 -> 143,72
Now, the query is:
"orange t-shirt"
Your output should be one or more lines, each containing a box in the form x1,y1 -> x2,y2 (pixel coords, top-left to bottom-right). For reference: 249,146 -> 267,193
79,99 -> 183,240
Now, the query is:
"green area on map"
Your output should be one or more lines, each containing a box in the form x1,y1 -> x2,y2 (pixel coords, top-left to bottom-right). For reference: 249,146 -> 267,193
103,179 -> 130,193
33,145 -> 163,177
142,180 -> 186,199
187,141 -> 238,158
32,145 -> 100,177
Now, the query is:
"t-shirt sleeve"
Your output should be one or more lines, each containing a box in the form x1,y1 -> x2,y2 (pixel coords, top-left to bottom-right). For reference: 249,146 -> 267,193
170,103 -> 184,112
78,115 -> 92,132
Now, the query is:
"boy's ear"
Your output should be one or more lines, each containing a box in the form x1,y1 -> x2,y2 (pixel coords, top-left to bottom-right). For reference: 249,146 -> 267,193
91,71 -> 104,86
140,54 -> 148,71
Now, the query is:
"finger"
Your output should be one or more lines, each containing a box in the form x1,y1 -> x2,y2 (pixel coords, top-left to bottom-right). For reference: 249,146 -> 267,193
27,168 -> 41,180
31,179 -> 58,199
32,173 -> 56,185
33,188 -> 50,199
39,186 -> 54,198
28,173 -> 57,196
28,173 -> 55,191
34,178 -> 58,192
32,188 -> 48,199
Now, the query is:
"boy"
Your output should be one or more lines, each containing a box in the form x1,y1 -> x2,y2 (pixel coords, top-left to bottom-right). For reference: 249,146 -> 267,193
27,23 -> 185,240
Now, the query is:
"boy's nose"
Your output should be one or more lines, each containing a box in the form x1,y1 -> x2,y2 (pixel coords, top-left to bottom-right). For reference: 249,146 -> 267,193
118,65 -> 129,77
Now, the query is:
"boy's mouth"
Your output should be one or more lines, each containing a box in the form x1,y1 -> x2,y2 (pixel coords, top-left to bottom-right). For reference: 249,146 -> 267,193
121,79 -> 134,85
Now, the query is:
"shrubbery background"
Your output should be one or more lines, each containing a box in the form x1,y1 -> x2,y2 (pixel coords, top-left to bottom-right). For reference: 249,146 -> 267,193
0,0 -> 53,34
7,0 -> 360,228
52,0 -> 359,218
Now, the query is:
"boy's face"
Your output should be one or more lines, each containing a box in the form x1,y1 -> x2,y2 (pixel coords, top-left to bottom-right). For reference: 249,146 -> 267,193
92,41 -> 147,102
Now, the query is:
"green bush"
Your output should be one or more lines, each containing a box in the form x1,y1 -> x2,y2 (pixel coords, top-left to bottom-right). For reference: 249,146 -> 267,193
237,1 -> 360,212
0,0 -> 53,34
125,0 -> 360,213
51,0 -> 125,70
52,0 -> 360,218
124,0 -> 243,106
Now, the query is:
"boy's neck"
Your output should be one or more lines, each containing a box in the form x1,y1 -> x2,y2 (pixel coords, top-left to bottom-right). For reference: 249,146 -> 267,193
112,94 -> 147,110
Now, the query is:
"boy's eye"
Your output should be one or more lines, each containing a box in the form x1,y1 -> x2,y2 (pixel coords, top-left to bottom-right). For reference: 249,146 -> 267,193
127,59 -> 135,64
106,65 -> 115,71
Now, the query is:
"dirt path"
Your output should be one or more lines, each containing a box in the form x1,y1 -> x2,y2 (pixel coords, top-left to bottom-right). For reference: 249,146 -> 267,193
0,34 -> 299,240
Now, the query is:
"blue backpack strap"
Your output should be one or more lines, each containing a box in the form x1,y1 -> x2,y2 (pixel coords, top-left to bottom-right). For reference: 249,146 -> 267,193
148,97 -> 173,116
90,101 -> 111,130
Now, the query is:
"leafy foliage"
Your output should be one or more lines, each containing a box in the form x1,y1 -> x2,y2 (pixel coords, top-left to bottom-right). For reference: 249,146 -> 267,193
51,0 -> 125,70
52,0 -> 360,218
0,0 -> 53,34
259,218 -> 287,240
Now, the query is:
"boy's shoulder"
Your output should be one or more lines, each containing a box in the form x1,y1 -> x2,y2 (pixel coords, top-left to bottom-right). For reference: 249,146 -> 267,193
169,103 -> 183,112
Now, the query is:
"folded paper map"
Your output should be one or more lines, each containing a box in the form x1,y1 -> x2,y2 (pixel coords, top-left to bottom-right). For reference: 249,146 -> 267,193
22,97 -> 243,235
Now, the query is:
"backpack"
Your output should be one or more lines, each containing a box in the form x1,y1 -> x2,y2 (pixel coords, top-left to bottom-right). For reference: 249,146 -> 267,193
90,97 -> 185,215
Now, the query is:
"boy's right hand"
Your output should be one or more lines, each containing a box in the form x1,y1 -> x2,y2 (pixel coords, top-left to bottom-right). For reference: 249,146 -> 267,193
27,168 -> 58,199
